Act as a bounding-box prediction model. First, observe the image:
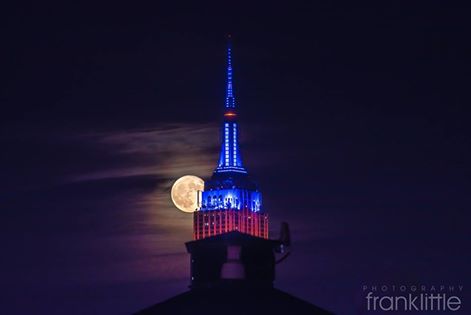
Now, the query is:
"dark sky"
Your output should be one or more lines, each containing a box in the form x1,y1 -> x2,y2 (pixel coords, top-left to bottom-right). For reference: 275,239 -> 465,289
1,2 -> 470,314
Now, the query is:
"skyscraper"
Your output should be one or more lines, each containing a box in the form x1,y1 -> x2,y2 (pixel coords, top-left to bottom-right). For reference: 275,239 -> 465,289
134,37 -> 333,315
194,37 -> 269,240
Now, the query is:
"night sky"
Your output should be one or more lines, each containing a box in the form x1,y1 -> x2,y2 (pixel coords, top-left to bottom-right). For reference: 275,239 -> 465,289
1,2 -> 470,314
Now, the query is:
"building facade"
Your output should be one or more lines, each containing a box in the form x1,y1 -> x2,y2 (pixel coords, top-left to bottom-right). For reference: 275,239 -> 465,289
194,38 -> 268,240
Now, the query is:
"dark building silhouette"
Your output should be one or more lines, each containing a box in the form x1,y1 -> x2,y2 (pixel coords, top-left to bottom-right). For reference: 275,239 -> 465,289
187,231 -> 277,288
133,37 -> 333,315
134,231 -> 333,315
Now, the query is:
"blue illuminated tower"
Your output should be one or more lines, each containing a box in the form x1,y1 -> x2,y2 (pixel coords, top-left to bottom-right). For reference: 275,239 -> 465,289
194,36 -> 268,240
214,37 -> 246,174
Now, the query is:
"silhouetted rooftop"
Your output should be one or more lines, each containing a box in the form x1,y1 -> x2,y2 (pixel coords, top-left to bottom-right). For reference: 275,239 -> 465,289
134,285 -> 333,315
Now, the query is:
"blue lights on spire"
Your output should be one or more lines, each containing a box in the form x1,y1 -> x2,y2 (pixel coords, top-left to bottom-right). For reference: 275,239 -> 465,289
225,38 -> 235,109
215,36 -> 246,174
216,121 -> 245,173
199,36 -> 263,214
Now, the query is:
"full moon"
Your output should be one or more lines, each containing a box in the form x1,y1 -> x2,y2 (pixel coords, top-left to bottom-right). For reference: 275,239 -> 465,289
171,175 -> 204,213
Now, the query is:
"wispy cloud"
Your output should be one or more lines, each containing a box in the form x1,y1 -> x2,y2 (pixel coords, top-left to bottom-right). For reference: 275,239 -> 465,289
70,123 -> 218,182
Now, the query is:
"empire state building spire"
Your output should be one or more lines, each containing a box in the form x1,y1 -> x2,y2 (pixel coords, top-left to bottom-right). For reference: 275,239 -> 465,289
215,36 -> 246,174
195,36 -> 268,240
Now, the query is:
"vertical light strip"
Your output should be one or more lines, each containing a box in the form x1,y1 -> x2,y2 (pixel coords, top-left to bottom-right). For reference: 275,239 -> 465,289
233,124 -> 237,166
233,123 -> 238,166
225,123 -> 229,166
